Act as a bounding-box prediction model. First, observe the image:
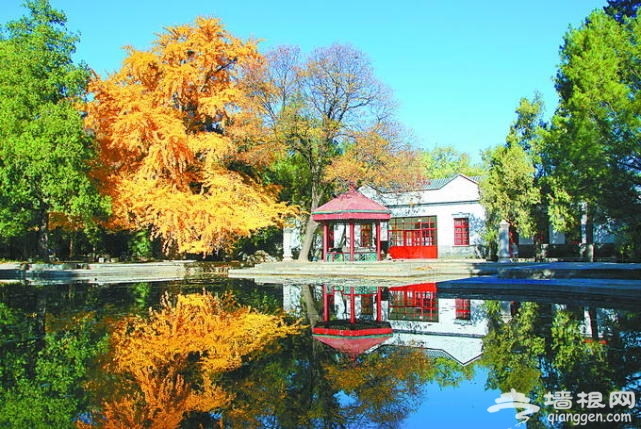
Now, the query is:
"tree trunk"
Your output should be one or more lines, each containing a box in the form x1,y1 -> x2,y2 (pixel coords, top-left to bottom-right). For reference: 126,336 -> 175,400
581,202 -> 594,262
300,284 -> 321,326
588,307 -> 599,340
68,231 -> 75,260
297,215 -> 318,261
37,211 -> 50,262
297,184 -> 323,261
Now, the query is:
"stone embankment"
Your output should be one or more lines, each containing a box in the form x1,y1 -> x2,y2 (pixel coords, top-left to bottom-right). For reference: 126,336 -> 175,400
230,260 -> 641,305
3,259 -> 640,297
228,259 -> 499,283
0,261 -> 232,284
496,262 -> 641,280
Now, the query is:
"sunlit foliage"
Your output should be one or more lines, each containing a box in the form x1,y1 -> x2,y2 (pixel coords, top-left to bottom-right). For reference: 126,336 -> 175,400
324,348 -> 432,427
324,125 -> 426,192
480,97 -> 543,249
540,10 -> 641,259
83,291 -> 301,429
421,145 -> 485,179
86,17 -> 296,256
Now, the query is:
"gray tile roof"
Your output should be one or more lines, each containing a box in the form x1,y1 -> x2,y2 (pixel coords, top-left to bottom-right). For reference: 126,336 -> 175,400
422,174 -> 481,190
362,174 -> 482,194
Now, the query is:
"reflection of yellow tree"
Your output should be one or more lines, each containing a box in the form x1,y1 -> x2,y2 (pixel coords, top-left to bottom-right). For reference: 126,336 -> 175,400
324,348 -> 432,426
80,291 -> 301,429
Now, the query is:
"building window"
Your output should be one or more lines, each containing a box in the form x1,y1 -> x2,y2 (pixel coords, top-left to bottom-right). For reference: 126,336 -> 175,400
389,216 -> 437,247
389,288 -> 439,322
454,218 -> 469,246
455,298 -> 471,320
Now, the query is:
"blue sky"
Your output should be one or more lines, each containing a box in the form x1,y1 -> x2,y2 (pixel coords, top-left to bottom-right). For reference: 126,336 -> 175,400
1,0 -> 605,161
404,366 -> 520,429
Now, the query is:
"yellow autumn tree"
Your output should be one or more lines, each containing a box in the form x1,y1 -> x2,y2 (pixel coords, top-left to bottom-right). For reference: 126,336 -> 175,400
80,291 -> 301,429
323,348 -> 432,424
85,17 -> 295,255
324,125 -> 427,191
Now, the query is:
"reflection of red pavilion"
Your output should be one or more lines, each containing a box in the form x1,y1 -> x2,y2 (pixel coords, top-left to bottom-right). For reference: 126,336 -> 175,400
312,322 -> 394,358
306,282 -> 483,364
312,284 -> 392,358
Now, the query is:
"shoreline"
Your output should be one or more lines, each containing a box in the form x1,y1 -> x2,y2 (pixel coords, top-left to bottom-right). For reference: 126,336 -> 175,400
0,260 -> 232,285
228,259 -> 641,281
1,260 -> 639,290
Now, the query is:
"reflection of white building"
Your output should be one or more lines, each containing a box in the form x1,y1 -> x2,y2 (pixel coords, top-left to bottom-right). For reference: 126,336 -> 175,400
386,297 -> 487,366
282,283 -> 304,314
282,283 -> 489,366
381,284 -> 488,366
283,284 -> 619,365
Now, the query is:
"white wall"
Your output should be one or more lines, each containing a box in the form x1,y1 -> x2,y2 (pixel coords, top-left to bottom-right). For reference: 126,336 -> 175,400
362,175 -> 486,258
384,297 -> 487,365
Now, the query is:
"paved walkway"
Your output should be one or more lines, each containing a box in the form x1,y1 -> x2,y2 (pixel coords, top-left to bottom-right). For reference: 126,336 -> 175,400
228,259 -> 513,283
229,259 -> 641,286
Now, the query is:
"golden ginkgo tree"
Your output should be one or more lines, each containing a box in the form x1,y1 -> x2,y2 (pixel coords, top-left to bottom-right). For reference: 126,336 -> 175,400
85,17 -> 295,256
80,291 -> 302,429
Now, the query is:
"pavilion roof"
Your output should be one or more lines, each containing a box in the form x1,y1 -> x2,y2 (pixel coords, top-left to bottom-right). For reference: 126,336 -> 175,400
312,325 -> 393,357
312,189 -> 391,221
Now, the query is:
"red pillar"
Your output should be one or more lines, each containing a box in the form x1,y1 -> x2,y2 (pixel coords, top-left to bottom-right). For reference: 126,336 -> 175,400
349,221 -> 355,261
349,286 -> 356,324
376,221 -> 382,261
322,223 -> 329,261
323,284 -> 329,322
376,287 -> 382,321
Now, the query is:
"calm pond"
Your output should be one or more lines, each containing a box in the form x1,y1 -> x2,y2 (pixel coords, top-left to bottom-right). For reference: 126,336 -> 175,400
0,276 -> 639,428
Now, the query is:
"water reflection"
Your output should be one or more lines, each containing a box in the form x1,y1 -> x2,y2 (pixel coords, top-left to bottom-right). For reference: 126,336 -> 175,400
287,281 -> 641,427
0,278 -> 639,428
287,283 -> 487,366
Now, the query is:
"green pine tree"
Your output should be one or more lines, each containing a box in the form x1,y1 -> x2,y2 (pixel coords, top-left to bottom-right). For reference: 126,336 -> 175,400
0,0 -> 108,260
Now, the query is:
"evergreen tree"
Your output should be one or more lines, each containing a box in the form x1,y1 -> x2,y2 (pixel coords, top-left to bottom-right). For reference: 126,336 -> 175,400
605,0 -> 640,22
0,0 -> 107,260
480,97 -> 543,256
541,10 -> 641,259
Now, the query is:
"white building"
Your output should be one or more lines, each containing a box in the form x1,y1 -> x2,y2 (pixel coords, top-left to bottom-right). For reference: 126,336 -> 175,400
280,173 -> 617,261
360,174 -> 618,261
360,174 -> 485,259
